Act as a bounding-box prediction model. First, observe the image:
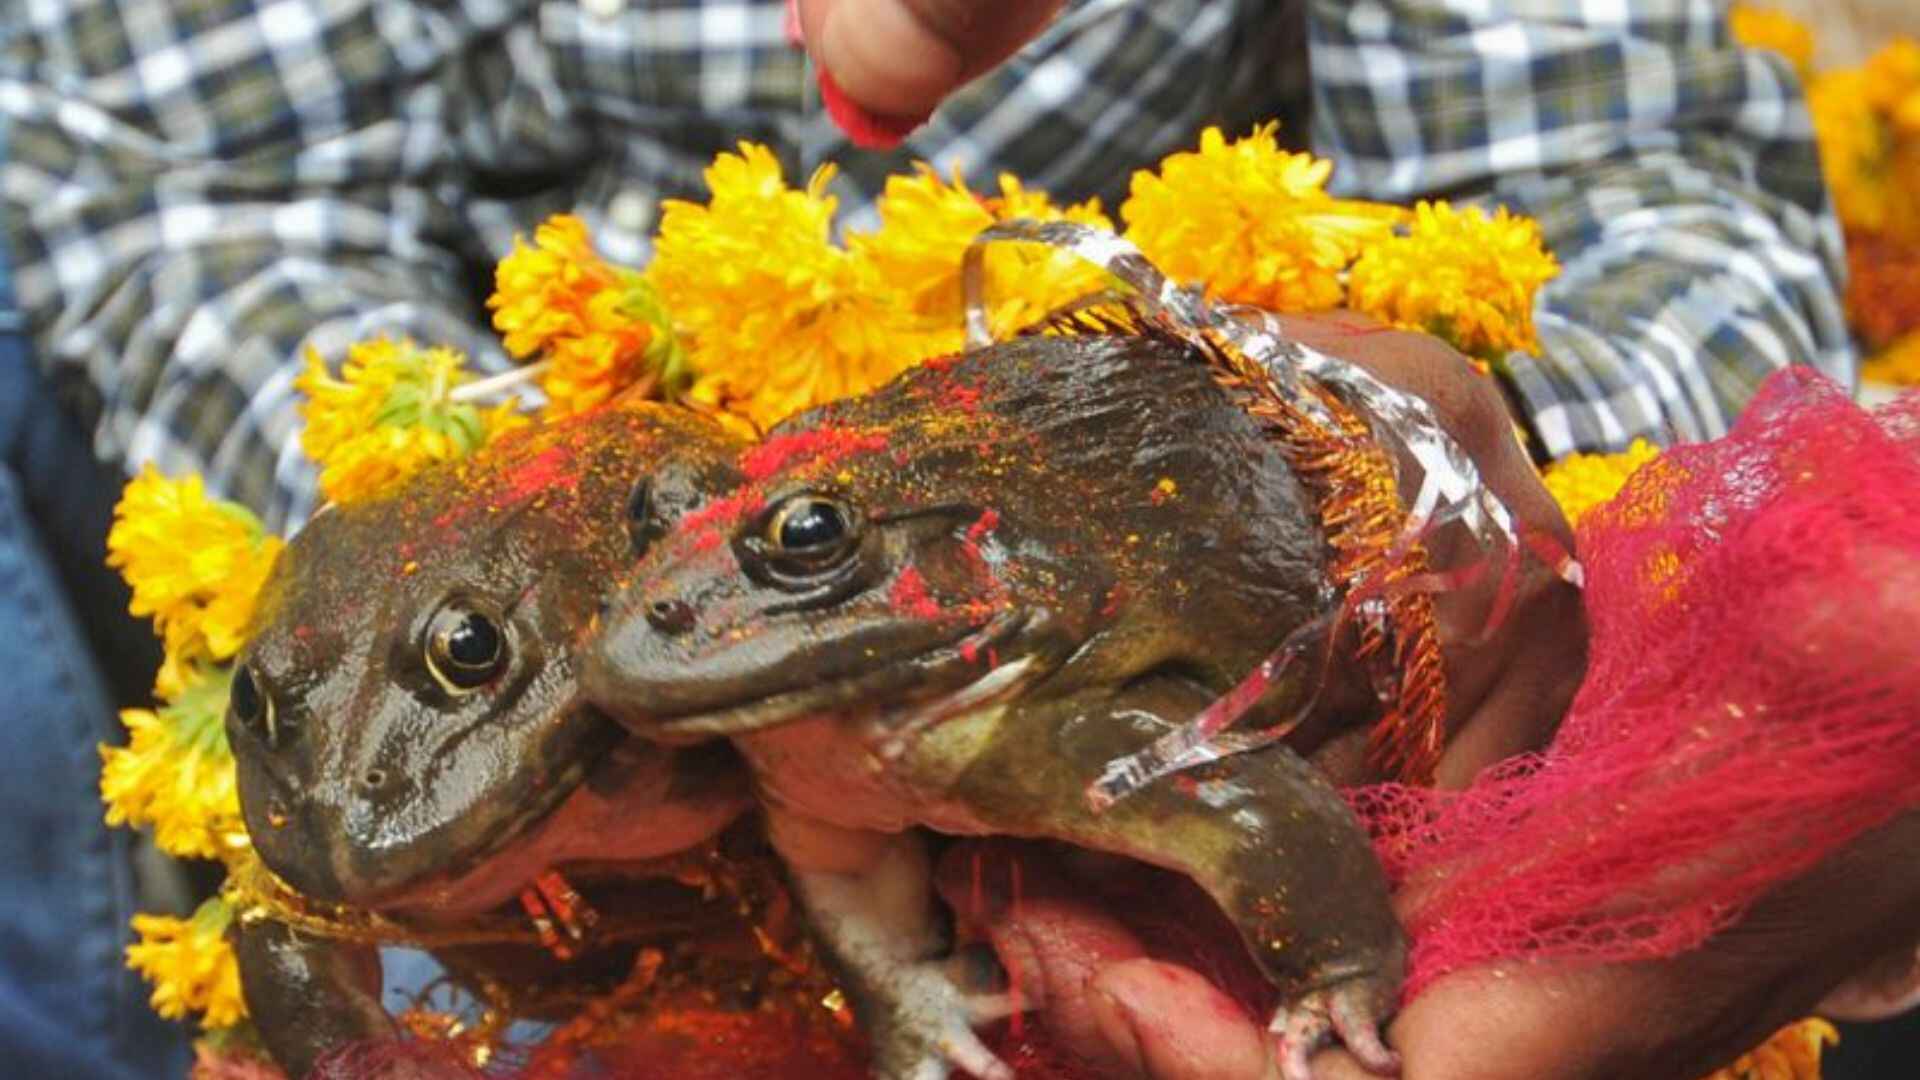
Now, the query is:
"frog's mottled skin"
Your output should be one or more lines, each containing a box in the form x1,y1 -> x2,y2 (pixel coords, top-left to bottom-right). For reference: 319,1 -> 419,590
229,403 -> 756,1077
584,334 -> 1408,1080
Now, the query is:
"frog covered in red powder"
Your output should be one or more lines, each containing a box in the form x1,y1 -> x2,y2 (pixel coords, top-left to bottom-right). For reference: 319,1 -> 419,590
583,330 -> 1407,1080
225,403 -> 868,1077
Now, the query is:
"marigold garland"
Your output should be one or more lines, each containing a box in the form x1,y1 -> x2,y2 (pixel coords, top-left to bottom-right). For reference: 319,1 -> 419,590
100,666 -> 246,862
1121,124 -> 1405,313
295,339 -> 529,505
851,166 -> 1115,341
126,898 -> 246,1030
650,143 -> 916,432
489,214 -> 689,417
106,468 -> 283,699
1737,14 -> 1920,387
1348,201 -> 1559,368
1540,438 -> 1663,527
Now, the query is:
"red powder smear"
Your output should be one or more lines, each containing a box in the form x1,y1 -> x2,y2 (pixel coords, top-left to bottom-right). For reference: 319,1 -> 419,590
942,382 -> 984,414
966,509 -> 1000,544
498,444 -> 579,505
920,352 -> 964,373
959,640 -> 980,664
740,426 -> 891,482
680,490 -> 766,535
1098,584 -> 1126,619
888,566 -> 941,619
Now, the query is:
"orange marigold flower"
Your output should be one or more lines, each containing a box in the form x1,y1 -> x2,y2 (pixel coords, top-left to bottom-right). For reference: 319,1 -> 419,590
1863,330 -> 1920,387
1121,124 -> 1402,312
1845,230 -> 1920,349
1700,1018 -> 1836,1080
488,214 -> 686,417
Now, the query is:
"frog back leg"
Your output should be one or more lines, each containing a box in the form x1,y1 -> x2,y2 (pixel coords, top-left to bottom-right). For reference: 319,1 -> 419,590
922,677 -> 1406,1077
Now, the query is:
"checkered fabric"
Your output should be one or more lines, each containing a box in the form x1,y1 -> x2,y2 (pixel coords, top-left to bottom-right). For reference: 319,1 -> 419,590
0,0 -> 1852,529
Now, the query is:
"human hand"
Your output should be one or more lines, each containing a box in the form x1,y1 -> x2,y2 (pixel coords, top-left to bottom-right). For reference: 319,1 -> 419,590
792,0 -> 1066,119
1266,311 -> 1585,789
945,808 -> 1920,1080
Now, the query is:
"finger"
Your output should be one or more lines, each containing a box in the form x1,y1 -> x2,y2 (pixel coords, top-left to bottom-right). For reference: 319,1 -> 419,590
798,0 -> 1066,116
935,840 -> 1150,1070
1088,959 -> 1278,1080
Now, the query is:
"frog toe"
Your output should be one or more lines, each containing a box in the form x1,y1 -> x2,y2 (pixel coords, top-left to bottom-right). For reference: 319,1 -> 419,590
870,963 -> 1017,1080
1268,974 -> 1400,1080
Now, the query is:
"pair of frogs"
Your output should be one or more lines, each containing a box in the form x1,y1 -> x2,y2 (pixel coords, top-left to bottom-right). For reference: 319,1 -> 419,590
231,327 -> 1408,1080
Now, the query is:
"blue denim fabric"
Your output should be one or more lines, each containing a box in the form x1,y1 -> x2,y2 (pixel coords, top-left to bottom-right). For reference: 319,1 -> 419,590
0,119 -> 192,1076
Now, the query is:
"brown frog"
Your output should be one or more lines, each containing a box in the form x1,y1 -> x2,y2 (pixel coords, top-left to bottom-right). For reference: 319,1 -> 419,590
226,402 -> 772,1077
583,329 -> 1408,1080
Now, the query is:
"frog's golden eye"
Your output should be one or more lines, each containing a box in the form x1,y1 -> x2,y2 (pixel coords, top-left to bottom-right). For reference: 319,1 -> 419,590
230,663 -> 287,747
765,495 -> 857,564
426,606 -> 506,693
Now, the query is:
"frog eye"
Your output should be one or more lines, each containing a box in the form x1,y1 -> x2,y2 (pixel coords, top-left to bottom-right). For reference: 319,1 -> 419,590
230,663 -> 290,747
425,606 -> 506,693
765,494 -> 858,565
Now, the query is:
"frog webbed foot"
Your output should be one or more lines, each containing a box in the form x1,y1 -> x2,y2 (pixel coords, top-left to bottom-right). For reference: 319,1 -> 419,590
1270,971 -> 1401,1080
861,959 -> 1019,1080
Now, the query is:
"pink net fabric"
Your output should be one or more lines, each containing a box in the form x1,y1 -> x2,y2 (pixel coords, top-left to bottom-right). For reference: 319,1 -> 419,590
1356,369 -> 1920,997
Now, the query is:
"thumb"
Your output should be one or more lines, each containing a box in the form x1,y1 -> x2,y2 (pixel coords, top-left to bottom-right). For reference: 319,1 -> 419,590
796,0 -> 1066,117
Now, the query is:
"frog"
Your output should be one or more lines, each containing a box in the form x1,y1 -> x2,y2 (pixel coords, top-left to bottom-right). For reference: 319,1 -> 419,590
582,326 -> 1410,1080
226,401 -> 778,1078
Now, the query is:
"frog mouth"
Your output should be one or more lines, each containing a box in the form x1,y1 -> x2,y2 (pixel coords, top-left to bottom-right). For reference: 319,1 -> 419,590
366,705 -> 616,917
646,608 -> 1034,740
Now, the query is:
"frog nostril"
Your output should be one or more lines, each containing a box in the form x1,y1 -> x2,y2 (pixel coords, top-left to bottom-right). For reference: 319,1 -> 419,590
359,768 -> 389,793
645,597 -> 696,635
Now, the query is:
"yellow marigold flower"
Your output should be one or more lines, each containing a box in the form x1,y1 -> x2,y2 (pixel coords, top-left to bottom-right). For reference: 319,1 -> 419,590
652,142 -> 925,431
296,340 -> 529,505
1809,69 -> 1895,236
1863,330 -> 1920,386
1347,201 -> 1560,363
1728,5 -> 1814,81
1540,438 -> 1662,528
1121,124 -> 1402,312
1701,1018 -> 1836,1080
107,469 -> 282,695
1862,38 -> 1920,116
488,214 -> 687,417
126,898 -> 246,1029
851,165 -> 1115,341
100,665 -> 246,861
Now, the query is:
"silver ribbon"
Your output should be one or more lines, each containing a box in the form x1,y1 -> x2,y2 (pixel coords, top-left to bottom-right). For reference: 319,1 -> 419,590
959,220 -> 1580,808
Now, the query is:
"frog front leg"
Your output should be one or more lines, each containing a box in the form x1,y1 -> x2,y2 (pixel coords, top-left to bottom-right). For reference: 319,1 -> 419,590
765,806 -> 1018,1080
230,914 -> 413,1078
939,687 -> 1407,1080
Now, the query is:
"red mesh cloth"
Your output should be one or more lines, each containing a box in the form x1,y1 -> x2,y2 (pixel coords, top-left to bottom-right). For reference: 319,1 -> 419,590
1355,368 -> 1920,998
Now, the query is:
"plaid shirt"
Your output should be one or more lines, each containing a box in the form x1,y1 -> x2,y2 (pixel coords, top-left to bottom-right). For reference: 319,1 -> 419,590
1,0 -> 1853,530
